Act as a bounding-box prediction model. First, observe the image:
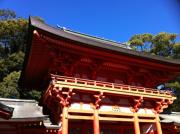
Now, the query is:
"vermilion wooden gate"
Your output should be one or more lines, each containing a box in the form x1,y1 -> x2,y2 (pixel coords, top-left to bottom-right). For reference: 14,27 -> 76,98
69,121 -> 134,134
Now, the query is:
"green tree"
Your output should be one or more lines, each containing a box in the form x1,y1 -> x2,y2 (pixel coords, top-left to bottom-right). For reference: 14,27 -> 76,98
166,78 -> 180,111
128,32 -> 179,58
0,9 -> 42,101
173,42 -> 180,59
151,32 -> 177,57
0,51 -> 24,81
21,89 -> 42,101
0,71 -> 20,98
129,33 -> 153,52
0,18 -> 28,55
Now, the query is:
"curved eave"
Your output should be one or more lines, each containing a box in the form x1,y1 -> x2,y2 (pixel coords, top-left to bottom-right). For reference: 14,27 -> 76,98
29,17 -> 180,66
19,17 -> 34,87
19,17 -> 180,87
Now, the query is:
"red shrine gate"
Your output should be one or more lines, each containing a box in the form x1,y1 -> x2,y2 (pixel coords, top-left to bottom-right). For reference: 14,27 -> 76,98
43,75 -> 175,134
19,17 -> 180,134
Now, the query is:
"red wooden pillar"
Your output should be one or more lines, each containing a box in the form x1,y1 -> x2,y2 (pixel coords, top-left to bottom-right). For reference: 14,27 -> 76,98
131,97 -> 143,134
155,113 -> 162,134
93,92 -> 105,134
62,106 -> 68,134
58,106 -> 68,134
93,109 -> 100,134
133,112 -> 140,134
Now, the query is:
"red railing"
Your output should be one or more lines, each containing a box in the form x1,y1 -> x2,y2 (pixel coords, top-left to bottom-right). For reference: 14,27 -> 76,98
51,74 -> 173,97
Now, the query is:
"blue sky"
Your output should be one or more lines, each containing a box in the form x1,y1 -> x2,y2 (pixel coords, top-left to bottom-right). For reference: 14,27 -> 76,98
0,0 -> 180,42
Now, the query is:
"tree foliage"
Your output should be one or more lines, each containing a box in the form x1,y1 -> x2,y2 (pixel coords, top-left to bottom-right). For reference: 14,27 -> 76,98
173,43 -> 180,59
128,32 -> 179,58
21,89 -> 42,101
0,51 -> 24,80
0,71 -> 20,98
129,33 -> 153,52
0,9 -> 41,101
151,32 -> 177,57
0,18 -> 28,55
166,78 -> 180,111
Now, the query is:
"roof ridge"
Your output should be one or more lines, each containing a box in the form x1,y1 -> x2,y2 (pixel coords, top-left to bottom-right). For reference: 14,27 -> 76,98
30,16 -> 126,47
63,28 -> 126,46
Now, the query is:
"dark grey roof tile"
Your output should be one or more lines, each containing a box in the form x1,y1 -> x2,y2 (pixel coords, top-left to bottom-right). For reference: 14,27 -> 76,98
0,98 -> 47,122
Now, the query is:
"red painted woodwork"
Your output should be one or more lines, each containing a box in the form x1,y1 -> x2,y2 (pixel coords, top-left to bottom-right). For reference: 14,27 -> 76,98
21,29 -> 180,89
68,121 -> 136,134
19,18 -> 180,134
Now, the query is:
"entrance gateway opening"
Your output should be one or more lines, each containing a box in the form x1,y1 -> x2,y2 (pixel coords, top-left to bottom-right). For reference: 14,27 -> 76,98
69,121 -> 134,134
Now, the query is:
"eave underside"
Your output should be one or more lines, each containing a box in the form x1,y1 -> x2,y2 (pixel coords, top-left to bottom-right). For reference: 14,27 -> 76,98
20,28 -> 180,88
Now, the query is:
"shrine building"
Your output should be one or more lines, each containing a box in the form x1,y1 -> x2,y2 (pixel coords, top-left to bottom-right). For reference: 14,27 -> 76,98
3,17 -> 180,134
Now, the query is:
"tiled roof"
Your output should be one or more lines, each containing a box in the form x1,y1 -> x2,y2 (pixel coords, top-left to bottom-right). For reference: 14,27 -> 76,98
29,16 -> 180,65
0,98 -> 47,121
160,112 -> 180,124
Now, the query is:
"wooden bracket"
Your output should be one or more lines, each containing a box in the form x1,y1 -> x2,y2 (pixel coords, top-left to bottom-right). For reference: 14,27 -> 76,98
154,99 -> 173,113
94,92 -> 105,109
131,96 -> 143,112
51,86 -> 75,107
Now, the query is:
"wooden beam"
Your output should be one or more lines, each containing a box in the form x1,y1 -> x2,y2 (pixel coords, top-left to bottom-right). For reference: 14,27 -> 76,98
68,109 -> 156,118
138,119 -> 156,123
99,111 -> 133,116
99,117 -> 133,122
68,109 -> 94,114
137,114 -> 155,117
68,113 -> 156,123
68,115 -> 93,120
68,115 -> 134,122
